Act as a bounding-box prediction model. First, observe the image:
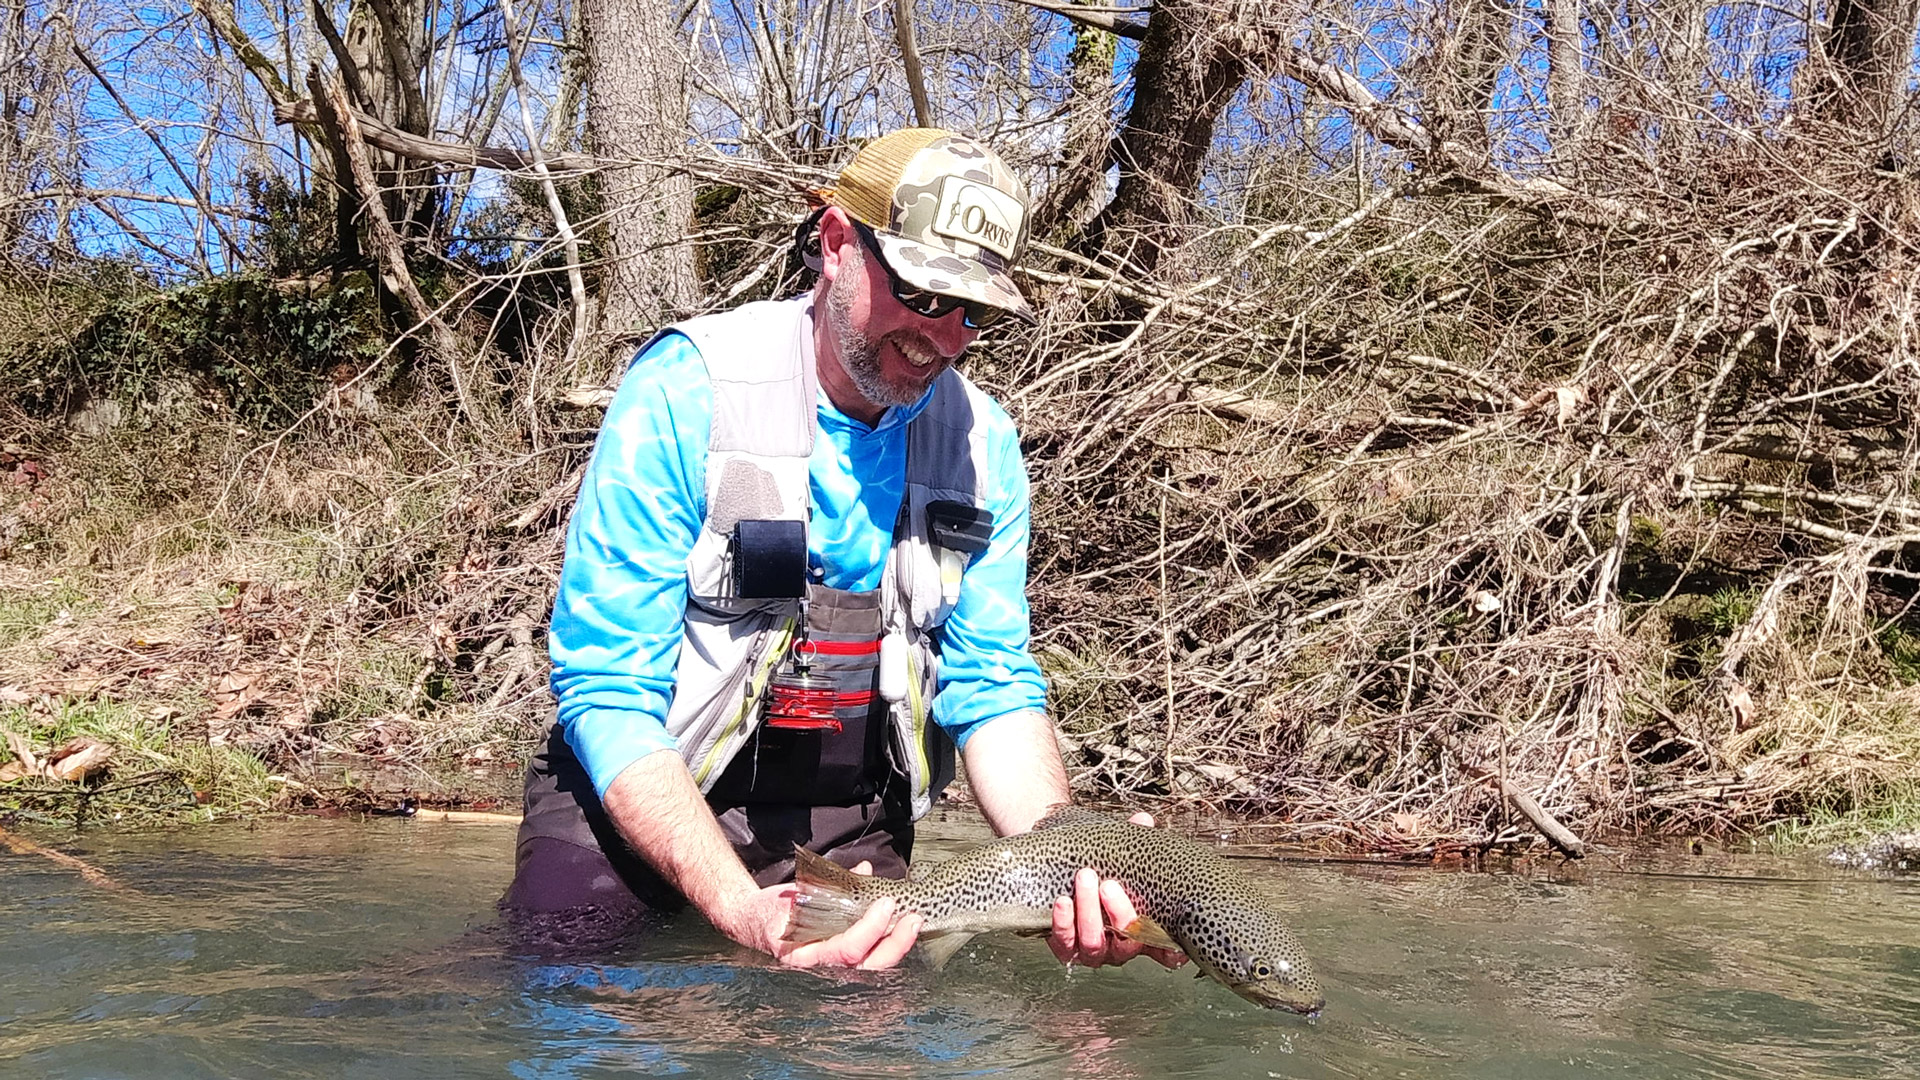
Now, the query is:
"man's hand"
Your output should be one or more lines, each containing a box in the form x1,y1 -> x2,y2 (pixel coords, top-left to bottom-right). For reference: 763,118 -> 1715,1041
1045,812 -> 1188,971
717,860 -> 924,971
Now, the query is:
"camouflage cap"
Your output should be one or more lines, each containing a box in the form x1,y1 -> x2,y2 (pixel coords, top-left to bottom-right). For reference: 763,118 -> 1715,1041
824,128 -> 1034,323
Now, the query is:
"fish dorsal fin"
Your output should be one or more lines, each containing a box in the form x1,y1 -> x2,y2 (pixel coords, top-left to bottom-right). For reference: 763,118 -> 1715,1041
1115,915 -> 1180,951
1032,806 -> 1121,831
918,930 -> 977,970
792,845 -> 863,890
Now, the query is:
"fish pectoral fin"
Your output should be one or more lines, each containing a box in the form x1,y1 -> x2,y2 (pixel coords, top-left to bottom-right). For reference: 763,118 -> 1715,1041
1115,915 -> 1180,951
917,931 -> 977,971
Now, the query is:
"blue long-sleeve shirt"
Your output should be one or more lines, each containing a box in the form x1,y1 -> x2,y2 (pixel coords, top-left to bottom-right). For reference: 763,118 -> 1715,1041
550,316 -> 1049,797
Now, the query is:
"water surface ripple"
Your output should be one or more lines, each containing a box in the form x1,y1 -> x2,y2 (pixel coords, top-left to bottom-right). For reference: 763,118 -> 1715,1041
2,816 -> 1915,1078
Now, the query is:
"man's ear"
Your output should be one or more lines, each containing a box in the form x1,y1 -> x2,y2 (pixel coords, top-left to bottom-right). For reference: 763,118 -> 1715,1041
816,207 -> 857,282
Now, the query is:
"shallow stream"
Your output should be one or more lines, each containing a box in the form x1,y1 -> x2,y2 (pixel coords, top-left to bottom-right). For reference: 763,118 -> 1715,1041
2,812 -> 1916,1078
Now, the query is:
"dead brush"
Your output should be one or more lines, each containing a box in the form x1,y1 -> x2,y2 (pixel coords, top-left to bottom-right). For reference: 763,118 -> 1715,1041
6,128 -> 1920,845
0,389 -> 571,811
984,132 -> 1920,851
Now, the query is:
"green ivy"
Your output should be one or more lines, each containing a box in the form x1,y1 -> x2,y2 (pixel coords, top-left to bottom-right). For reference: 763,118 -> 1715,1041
1,274 -> 384,426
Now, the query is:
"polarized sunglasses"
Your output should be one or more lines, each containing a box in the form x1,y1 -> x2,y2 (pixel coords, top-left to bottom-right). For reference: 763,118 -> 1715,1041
851,221 -> 1009,330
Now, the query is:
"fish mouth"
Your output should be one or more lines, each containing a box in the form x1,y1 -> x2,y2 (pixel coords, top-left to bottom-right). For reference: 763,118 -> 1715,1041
1236,985 -> 1326,1015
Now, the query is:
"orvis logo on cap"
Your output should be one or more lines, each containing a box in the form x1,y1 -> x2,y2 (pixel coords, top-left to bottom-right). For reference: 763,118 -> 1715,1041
929,176 -> 1024,261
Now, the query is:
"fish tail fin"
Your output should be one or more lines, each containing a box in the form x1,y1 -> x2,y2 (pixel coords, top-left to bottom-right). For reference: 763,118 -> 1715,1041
918,931 -> 977,970
783,846 -> 879,944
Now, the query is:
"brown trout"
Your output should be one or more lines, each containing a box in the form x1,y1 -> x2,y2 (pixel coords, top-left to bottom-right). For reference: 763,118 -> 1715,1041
783,808 -> 1324,1013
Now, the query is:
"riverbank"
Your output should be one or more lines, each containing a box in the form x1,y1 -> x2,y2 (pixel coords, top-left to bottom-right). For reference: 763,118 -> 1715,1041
0,395 -> 557,826
11,139 -> 1920,853
5,393 -> 1920,852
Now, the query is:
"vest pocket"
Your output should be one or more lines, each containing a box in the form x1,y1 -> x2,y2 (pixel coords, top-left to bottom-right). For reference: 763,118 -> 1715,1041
705,585 -> 891,807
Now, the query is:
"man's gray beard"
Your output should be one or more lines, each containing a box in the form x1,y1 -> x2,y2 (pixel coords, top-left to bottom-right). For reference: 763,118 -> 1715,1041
825,250 -> 927,410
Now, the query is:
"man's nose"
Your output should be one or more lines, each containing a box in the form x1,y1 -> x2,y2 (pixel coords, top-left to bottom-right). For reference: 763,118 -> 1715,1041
926,306 -> 976,357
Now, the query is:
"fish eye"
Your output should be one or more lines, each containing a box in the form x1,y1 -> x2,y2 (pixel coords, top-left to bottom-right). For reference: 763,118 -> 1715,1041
1253,961 -> 1273,979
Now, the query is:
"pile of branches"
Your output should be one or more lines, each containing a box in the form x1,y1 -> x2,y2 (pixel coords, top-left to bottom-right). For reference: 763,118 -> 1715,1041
981,129 -> 1920,850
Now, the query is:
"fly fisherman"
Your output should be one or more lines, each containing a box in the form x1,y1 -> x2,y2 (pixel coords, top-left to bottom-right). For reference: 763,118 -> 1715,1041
506,129 -> 1183,973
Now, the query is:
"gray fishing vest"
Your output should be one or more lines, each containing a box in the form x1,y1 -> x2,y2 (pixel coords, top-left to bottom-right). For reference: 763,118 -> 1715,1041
656,295 -> 992,819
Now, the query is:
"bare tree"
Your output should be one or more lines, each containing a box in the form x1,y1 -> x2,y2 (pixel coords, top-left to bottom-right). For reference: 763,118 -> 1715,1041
1544,0 -> 1585,154
0,1 -> 84,261
1084,0 -> 1265,274
580,0 -> 696,346
1029,6 -> 1118,240
1816,0 -> 1920,139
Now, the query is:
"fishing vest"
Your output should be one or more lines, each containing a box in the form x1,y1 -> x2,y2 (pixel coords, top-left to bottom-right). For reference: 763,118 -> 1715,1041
654,295 -> 991,820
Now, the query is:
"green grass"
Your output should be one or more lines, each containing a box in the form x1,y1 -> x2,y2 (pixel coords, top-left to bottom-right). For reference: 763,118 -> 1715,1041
0,578 -> 97,649
1,698 -> 284,823
1763,784 -> 1920,854
1705,585 -> 1760,636
1877,626 -> 1920,685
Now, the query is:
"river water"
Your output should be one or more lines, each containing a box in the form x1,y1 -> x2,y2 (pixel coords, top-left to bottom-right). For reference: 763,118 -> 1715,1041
2,812 -> 1916,1079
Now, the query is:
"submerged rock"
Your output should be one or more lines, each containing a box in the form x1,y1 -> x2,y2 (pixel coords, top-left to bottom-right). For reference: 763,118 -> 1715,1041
1827,831 -> 1920,871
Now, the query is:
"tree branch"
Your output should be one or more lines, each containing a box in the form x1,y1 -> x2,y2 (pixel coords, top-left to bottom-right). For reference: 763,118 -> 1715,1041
892,0 -> 935,126
998,0 -> 1145,39
60,22 -> 244,268
273,98 -> 596,173
308,0 -> 375,114
188,0 -> 301,109
309,67 -> 479,418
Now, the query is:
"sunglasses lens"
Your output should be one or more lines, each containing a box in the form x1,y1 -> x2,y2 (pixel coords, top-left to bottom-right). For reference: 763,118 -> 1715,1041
893,285 -> 955,320
963,303 -> 1005,330
857,225 -> 1010,329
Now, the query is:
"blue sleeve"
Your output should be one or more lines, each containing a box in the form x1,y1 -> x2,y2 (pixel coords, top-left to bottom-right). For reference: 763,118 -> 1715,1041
549,334 -> 712,796
930,399 -> 1049,748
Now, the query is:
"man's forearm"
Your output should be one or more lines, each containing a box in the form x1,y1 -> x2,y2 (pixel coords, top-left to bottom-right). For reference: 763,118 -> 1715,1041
600,749 -> 768,948
960,709 -> 1072,836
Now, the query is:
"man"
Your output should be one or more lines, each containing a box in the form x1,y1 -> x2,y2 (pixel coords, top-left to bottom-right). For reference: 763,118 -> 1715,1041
507,129 -> 1180,974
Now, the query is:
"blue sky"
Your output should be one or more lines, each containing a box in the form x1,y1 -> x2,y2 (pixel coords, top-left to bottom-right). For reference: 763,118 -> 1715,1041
23,0 -> 1914,278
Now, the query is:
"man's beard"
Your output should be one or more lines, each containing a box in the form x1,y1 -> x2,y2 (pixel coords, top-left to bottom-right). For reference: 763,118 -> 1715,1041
825,250 -> 941,410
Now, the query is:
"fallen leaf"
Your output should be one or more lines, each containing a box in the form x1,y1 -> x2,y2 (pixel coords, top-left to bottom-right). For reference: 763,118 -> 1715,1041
1383,469 -> 1413,501
1726,679 -> 1755,731
47,737 -> 112,783
212,669 -> 266,720
1389,811 -> 1427,835
4,729 -> 38,773
1517,384 -> 1590,427
1471,589 -> 1503,614
1552,385 -> 1588,427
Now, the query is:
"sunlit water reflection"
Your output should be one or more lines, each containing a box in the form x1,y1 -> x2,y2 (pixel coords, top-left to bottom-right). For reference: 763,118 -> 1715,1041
2,813 -> 1916,1078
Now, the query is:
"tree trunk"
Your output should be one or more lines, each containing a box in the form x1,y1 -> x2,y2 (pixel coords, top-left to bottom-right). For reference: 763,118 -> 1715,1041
1817,0 -> 1920,138
341,0 -> 437,240
1426,0 -> 1509,167
1544,0 -> 1585,160
1092,0 -> 1258,276
580,0 -> 697,345
1031,9 -> 1118,241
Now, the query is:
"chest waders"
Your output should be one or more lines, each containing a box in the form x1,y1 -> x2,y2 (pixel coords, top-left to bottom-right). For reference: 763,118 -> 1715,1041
508,297 -> 995,919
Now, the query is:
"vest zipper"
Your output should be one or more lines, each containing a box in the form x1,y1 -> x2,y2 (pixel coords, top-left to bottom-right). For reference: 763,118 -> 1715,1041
694,618 -> 795,787
904,645 -> 931,799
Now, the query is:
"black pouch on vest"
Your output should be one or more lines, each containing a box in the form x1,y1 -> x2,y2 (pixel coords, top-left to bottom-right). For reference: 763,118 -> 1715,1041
707,585 -> 890,807
731,520 -> 807,599
927,500 -> 992,554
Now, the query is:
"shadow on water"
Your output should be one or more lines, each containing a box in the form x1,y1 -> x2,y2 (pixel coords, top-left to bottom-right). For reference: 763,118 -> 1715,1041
2,814 -> 1918,1079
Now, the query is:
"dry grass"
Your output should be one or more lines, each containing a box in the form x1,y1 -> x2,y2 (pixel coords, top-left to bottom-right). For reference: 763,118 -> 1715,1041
0,392 -> 566,814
